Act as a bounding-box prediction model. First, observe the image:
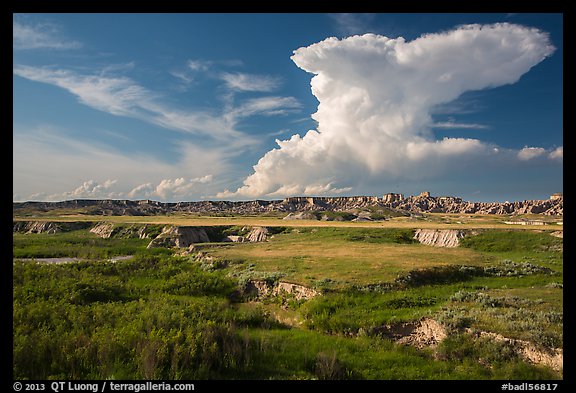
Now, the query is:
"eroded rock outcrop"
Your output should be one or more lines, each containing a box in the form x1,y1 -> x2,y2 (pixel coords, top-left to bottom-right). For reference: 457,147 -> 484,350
13,192 -> 563,216
245,226 -> 269,242
467,329 -> 563,372
244,279 -> 320,302
221,227 -> 270,243
283,212 -> 318,220
274,281 -> 320,301
147,226 -> 210,249
15,221 -> 62,234
375,318 -> 562,372
13,221 -> 92,234
414,229 -> 465,247
222,235 -> 246,243
374,318 -> 448,349
90,223 -> 158,239
383,192 -> 563,216
85,224 -> 272,247
397,318 -> 448,348
550,231 -> 563,238
89,223 -> 116,238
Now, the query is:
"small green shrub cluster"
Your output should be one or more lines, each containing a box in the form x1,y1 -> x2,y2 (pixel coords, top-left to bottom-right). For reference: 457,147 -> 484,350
395,265 -> 484,287
451,291 -> 534,308
436,289 -> 563,349
313,277 -> 339,292
545,282 -> 563,289
460,230 -> 562,253
198,257 -> 230,271
394,260 -> 558,289
483,260 -> 556,276
435,309 -> 476,330
345,228 -> 417,244
313,351 -> 354,379
438,332 -> 516,363
351,282 -> 396,293
229,264 -> 286,294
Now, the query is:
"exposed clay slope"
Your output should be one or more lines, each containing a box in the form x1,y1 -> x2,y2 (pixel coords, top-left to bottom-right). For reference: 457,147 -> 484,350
13,221 -> 92,234
147,226 -> 210,249
245,226 -> 270,242
377,318 -> 562,372
413,229 -> 466,247
244,279 -> 320,302
467,329 -> 563,373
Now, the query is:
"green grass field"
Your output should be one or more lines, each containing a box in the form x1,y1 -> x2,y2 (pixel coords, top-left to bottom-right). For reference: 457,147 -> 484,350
12,216 -> 563,380
206,227 -> 499,288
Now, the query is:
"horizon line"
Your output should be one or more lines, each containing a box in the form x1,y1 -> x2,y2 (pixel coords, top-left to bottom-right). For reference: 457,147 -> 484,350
13,191 -> 563,205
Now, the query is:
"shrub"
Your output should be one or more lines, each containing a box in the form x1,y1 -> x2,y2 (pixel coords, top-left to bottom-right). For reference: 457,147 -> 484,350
436,308 -> 475,331
70,282 -> 129,305
345,228 -> 416,244
395,265 -> 484,287
162,269 -> 236,297
313,351 -> 350,380
437,333 -> 518,364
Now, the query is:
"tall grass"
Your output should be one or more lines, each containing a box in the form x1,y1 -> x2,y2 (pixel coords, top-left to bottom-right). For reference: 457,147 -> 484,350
12,230 -> 170,259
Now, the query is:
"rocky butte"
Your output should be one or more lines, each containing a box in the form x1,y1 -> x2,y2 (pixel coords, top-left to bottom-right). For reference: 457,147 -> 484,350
12,191 -> 563,217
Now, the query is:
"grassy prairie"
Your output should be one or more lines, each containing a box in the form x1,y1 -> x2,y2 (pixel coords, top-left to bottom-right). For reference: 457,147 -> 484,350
208,227 -> 495,287
13,253 -> 561,380
12,215 -> 563,380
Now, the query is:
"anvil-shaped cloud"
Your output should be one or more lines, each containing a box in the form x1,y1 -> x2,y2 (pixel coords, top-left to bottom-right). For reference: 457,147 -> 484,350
220,23 -> 558,198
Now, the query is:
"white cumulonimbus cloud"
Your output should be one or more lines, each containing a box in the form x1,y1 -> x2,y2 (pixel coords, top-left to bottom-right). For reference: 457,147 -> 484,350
222,23 -> 559,198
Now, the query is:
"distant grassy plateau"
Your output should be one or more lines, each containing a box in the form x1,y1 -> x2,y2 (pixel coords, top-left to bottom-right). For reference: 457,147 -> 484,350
12,211 -> 564,230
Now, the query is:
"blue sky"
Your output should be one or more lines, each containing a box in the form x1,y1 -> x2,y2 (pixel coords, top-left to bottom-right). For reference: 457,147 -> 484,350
13,13 -> 563,203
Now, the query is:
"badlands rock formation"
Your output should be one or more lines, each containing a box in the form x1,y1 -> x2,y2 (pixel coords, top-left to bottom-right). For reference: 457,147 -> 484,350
147,226 -> 210,249
222,226 -> 270,243
283,212 -> 319,220
89,223 -> 116,238
13,192 -> 563,216
374,318 -> 448,349
244,279 -> 320,302
413,229 -> 466,247
245,226 -> 269,242
14,221 -> 63,234
13,221 -> 91,234
89,223 -> 163,240
13,221 -> 273,249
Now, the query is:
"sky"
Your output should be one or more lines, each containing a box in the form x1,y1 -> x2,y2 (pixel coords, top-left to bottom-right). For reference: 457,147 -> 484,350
13,13 -> 563,203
